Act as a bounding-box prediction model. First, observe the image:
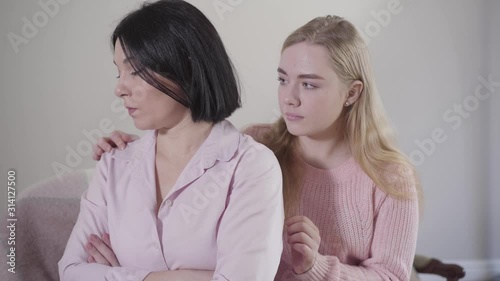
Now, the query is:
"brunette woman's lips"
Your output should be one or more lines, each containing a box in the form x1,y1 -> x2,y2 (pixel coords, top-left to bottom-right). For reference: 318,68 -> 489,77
126,107 -> 137,116
285,113 -> 304,121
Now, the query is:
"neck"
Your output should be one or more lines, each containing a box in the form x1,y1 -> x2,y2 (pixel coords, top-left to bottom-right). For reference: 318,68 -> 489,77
156,116 -> 214,162
297,122 -> 351,170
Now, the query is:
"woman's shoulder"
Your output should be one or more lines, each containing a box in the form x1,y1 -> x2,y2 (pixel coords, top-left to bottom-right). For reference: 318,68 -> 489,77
235,124 -> 278,168
241,123 -> 273,143
368,162 -> 420,206
104,130 -> 155,162
344,159 -> 418,199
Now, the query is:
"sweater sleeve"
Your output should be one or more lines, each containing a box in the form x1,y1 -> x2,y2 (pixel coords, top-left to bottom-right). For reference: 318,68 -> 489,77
295,178 -> 419,281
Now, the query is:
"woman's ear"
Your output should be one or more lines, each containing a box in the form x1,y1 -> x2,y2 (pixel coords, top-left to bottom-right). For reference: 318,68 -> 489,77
345,80 -> 363,106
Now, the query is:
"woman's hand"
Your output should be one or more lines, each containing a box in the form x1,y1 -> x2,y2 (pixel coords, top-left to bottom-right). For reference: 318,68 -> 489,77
85,234 -> 214,281
286,216 -> 321,275
85,233 -> 120,267
92,130 -> 139,161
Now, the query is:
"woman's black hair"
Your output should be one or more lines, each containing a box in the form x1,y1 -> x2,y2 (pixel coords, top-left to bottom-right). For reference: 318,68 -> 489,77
111,0 -> 241,123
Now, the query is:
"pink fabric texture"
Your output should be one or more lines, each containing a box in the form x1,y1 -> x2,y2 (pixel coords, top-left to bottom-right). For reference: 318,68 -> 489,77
244,124 -> 419,281
58,120 -> 284,281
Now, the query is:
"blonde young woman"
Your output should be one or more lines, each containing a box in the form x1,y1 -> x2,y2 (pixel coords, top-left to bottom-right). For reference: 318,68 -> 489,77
91,16 -> 421,281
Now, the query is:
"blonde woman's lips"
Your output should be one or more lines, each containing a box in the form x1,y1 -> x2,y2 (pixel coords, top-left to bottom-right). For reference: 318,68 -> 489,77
285,113 -> 304,121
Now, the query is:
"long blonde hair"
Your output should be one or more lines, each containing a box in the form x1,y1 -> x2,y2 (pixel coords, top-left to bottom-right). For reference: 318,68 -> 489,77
263,15 -> 421,215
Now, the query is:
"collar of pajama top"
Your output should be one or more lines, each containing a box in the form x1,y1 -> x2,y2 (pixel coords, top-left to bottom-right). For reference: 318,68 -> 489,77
109,120 -> 240,269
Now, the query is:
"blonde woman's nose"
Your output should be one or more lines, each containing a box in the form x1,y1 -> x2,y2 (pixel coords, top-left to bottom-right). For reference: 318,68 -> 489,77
284,87 -> 300,106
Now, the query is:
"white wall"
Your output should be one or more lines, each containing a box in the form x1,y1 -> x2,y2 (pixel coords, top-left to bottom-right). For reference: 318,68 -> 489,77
487,0 -> 500,261
369,0 -> 491,260
1,0 -> 498,265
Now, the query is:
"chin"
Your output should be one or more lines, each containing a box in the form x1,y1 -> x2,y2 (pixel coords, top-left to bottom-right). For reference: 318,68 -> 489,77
284,122 -> 307,137
133,120 -> 153,131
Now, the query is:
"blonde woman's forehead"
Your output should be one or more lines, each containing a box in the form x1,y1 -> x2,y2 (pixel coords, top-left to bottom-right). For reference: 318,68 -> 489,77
279,42 -> 338,78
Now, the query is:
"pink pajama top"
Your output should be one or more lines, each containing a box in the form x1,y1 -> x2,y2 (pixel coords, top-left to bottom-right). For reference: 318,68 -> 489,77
58,120 -> 284,281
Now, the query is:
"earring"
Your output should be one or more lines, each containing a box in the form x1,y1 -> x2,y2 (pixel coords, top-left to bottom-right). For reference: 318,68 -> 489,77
345,102 -> 349,107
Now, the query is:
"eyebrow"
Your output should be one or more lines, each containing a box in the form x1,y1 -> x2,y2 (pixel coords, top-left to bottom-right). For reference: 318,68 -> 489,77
277,68 -> 325,80
113,58 -> 131,66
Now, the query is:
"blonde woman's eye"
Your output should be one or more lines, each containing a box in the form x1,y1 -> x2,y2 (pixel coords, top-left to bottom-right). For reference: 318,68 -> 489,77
302,82 -> 316,89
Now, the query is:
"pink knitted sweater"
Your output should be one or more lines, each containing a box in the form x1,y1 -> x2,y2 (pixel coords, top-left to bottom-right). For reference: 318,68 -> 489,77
244,124 -> 419,281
